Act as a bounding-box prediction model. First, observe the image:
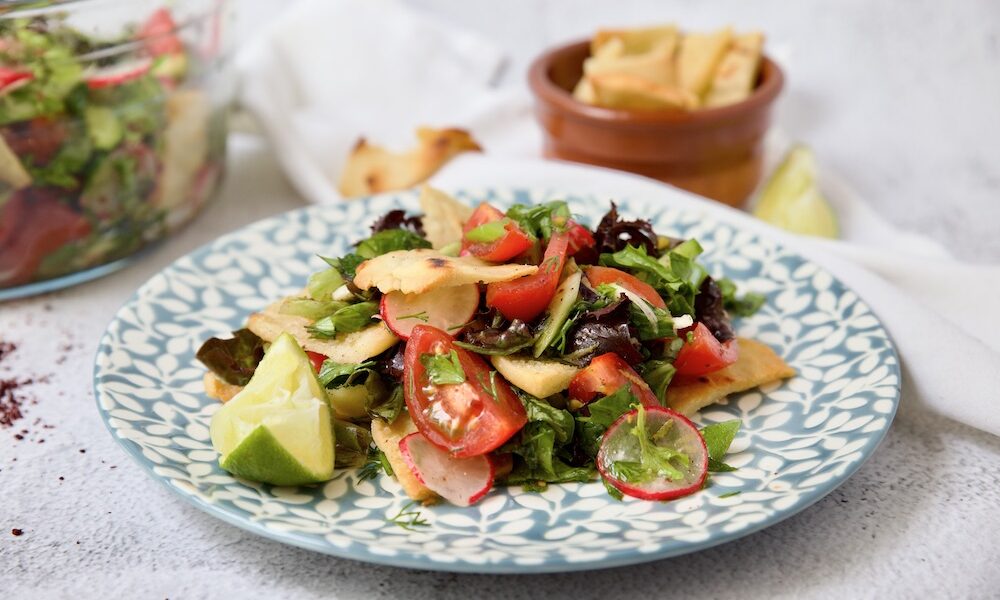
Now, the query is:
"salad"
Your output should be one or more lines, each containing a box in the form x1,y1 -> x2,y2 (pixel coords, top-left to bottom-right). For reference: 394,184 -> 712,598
198,186 -> 794,506
0,7 -> 227,289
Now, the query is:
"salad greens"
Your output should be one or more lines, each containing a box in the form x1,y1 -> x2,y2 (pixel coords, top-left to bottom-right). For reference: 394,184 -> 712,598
195,329 -> 265,386
0,8 -> 226,290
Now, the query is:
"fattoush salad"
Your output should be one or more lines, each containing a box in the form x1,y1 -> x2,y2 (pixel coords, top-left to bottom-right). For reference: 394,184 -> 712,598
198,187 -> 794,506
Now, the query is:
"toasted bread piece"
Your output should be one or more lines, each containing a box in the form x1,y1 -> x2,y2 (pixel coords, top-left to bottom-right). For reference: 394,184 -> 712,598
666,338 -> 795,415
704,32 -> 765,108
583,37 -> 678,87
371,413 -> 436,503
417,185 -> 473,249
338,127 -> 481,198
353,249 -> 536,295
592,24 -> 679,56
203,372 -> 243,402
589,72 -> 698,110
491,355 -> 579,399
246,302 -> 399,362
677,28 -> 733,99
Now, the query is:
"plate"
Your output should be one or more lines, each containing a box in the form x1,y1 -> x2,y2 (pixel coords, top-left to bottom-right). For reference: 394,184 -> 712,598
94,186 -> 899,573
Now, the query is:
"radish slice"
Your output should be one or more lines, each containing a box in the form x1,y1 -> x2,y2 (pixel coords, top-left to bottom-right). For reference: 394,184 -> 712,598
398,432 -> 495,506
380,283 -> 479,340
85,59 -> 153,89
597,405 -> 708,501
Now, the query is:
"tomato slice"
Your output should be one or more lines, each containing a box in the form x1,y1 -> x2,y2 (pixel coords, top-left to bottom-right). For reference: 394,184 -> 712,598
485,232 -> 569,322
568,352 -> 660,408
138,8 -> 184,56
565,220 -> 596,256
673,323 -> 739,376
583,265 -> 666,309
306,351 -> 326,374
461,202 -> 533,262
403,325 -> 527,457
0,192 -> 92,287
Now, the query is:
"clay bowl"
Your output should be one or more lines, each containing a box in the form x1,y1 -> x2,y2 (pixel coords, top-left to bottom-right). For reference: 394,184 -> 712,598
528,39 -> 784,207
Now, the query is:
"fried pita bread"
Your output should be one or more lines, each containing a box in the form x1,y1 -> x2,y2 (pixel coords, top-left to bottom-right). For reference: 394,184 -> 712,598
353,249 -> 536,295
372,412 -> 436,503
666,338 -> 795,416
338,127 -> 481,198
246,301 -> 399,362
583,38 -> 678,87
704,32 -> 765,108
677,27 -> 733,98
592,24 -> 679,56
417,185 -> 473,249
589,72 -> 698,110
203,372 -> 243,403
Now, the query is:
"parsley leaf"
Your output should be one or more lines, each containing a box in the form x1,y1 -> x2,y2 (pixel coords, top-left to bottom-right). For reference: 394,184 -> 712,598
701,419 -> 742,472
356,229 -> 431,259
717,278 -> 766,317
332,419 -> 373,469
317,359 -> 376,388
420,350 -> 466,385
505,201 -> 572,241
306,301 -> 378,339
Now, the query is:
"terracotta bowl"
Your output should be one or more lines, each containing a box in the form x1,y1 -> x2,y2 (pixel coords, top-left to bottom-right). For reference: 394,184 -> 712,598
528,39 -> 784,207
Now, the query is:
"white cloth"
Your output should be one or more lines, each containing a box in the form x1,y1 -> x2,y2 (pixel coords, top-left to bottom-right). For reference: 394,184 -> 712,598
237,0 -> 1000,436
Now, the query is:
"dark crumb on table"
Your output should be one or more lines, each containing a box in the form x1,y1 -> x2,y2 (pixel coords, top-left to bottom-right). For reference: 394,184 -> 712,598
11,528 -> 23,536
79,449 -> 86,454
58,476 -> 64,481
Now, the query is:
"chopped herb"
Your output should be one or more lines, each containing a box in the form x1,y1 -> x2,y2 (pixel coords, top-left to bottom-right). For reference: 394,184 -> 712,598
317,359 -> 376,388
387,501 -> 429,531
640,360 -> 676,405
477,370 -> 501,402
306,301 -> 379,339
333,420 -> 373,468
701,419 -> 741,472
396,310 -> 429,323
506,201 -> 572,241
356,229 -> 431,259
358,448 -> 393,482
420,350 -> 466,385
718,491 -> 741,499
717,278 -> 766,317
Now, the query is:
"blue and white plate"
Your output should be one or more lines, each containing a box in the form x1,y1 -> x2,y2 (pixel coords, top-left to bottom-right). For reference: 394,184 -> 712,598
94,187 -> 899,573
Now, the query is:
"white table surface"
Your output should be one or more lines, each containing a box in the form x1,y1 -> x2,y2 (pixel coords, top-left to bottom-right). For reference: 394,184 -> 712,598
4,1 -> 1000,598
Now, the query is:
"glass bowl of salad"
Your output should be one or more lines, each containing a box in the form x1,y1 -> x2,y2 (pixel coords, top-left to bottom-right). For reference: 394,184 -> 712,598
0,0 -> 232,298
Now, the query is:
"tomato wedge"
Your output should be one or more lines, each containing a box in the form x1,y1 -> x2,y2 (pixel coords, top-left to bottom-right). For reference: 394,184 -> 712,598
138,8 -> 184,56
306,351 -> 326,374
565,220 -> 596,256
673,322 -> 739,376
568,352 -> 660,408
0,192 -> 91,287
403,325 -> 527,457
583,265 -> 666,309
461,202 -> 533,262
485,232 -> 569,322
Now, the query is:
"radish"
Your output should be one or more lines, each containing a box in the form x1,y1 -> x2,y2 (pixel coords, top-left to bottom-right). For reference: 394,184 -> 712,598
380,283 -> 479,340
398,432 -> 494,506
0,67 -> 33,94
597,405 -> 708,501
85,59 -> 152,89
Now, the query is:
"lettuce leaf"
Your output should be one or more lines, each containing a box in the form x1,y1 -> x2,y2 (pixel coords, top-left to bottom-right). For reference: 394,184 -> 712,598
195,329 -> 265,386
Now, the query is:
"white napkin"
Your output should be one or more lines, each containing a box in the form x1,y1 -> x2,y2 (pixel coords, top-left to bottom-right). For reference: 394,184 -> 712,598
237,0 -> 1000,436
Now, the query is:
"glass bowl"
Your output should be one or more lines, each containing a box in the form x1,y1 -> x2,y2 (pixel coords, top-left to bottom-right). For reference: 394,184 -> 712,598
0,0 -> 232,299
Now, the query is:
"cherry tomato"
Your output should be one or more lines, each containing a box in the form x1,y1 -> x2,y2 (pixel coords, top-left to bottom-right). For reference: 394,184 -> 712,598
306,351 -> 326,374
138,8 -> 184,56
403,325 -> 527,457
461,203 -> 533,262
673,322 -> 739,376
583,265 -> 667,309
485,232 -> 569,322
568,352 -> 660,408
565,220 -> 596,256
0,192 -> 92,287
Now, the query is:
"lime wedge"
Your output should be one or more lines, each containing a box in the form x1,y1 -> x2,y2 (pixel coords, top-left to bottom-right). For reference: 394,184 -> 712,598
210,333 -> 335,486
754,145 -> 839,238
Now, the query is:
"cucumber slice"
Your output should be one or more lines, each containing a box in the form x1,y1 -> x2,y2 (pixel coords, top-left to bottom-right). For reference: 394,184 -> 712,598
533,270 -> 582,357
84,106 -> 123,150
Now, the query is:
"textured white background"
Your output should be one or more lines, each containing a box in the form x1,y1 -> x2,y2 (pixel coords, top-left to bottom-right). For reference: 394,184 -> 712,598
3,1 -> 1000,598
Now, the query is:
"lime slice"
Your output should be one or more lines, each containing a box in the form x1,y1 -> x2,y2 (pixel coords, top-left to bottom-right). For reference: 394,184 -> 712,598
754,145 -> 839,238
210,333 -> 335,486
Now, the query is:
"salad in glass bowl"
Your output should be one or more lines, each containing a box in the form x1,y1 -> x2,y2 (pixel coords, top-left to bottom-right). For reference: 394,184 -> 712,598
0,0 -> 231,295
197,186 -> 795,506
